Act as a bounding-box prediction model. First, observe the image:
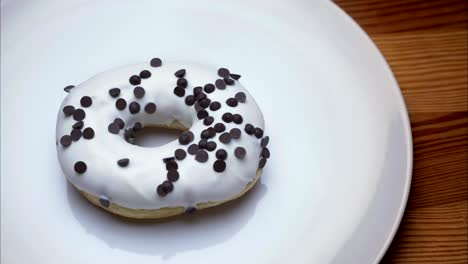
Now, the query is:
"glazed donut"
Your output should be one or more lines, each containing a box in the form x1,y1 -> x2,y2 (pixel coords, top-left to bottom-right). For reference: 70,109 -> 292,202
56,58 -> 270,219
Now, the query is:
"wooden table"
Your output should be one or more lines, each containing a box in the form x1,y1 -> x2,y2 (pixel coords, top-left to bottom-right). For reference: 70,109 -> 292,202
334,0 -> 468,263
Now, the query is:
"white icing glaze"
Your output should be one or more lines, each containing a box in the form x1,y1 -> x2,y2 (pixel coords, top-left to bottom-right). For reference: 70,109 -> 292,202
56,61 -> 265,209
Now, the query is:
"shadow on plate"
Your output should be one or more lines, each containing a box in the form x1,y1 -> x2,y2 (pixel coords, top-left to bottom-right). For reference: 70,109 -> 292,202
66,178 -> 268,259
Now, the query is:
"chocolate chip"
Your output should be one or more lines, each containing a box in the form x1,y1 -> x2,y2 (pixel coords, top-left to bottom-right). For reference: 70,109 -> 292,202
80,96 -> 92,107
161,181 -> 173,193
174,69 -> 186,78
226,98 -> 238,107
177,78 -> 188,88
213,160 -> 226,172
129,102 -> 140,114
217,68 -> 230,77
197,110 -> 208,120
203,116 -> 214,126
219,132 -> 232,144
114,118 -> 125,129
199,98 -> 211,108
233,114 -> 243,124
261,136 -> 270,147
117,158 -> 129,167
74,161 -> 87,174
206,141 -> 217,151
261,147 -> 270,158
230,73 -> 241,80
174,86 -> 185,97
129,75 -> 141,85
139,70 -> 151,79
175,149 -> 186,160
124,129 -> 135,143
144,102 -> 157,114
185,207 -> 196,214
198,139 -> 208,149
245,124 -> 255,135
224,77 -> 235,85
163,157 -> 175,163
185,95 -> 196,106
63,105 -> 75,116
178,131 -> 194,145
195,150 -> 208,163
167,170 -> 179,182
133,86 -> 145,98
196,92 -> 207,101
216,149 -> 227,160
230,128 -> 241,139
215,79 -> 226,90
259,158 -> 267,168
116,98 -> 127,110
64,85 -> 75,92
157,185 -> 167,196
108,122 -> 120,134
73,109 -> 86,121
209,101 -> 221,111
193,86 -> 203,96
109,88 -> 120,97
166,160 -> 178,171
124,127 -> 135,136
186,131 -> 194,141
72,121 -> 84,129
194,102 -> 204,112
82,127 -> 95,139
162,180 -> 174,192
235,92 -> 246,103
214,123 -> 226,133
188,144 -> 199,155
150,57 -> 162,67
235,147 -> 246,159
132,122 -> 142,132
70,129 -> 82,141
222,113 -> 233,123
254,128 -> 264,138
204,83 -> 215,93
60,135 -> 72,147
99,196 -> 110,208
208,127 -> 216,138
201,130 -> 210,139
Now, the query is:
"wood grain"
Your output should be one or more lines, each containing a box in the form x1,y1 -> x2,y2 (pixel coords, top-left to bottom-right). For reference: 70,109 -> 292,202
336,0 -> 468,33
409,112 -> 467,208
374,32 -> 467,112
383,201 -> 467,264
335,0 -> 468,263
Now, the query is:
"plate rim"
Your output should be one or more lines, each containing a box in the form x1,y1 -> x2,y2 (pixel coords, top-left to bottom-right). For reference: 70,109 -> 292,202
328,1 -> 413,263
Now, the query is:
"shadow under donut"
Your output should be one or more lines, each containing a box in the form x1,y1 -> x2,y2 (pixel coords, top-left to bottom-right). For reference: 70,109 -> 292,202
66,177 -> 268,259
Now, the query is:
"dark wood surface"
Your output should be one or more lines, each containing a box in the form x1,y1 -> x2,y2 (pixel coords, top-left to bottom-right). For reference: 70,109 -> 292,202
334,0 -> 468,263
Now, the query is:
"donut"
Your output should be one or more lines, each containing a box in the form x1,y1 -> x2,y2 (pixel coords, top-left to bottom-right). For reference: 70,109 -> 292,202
56,58 -> 270,219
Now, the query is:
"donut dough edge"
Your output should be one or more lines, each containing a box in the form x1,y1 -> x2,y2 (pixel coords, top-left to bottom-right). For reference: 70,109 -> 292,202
75,168 -> 262,219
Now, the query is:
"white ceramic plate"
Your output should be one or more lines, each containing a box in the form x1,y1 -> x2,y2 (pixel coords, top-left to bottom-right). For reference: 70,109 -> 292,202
1,0 -> 412,263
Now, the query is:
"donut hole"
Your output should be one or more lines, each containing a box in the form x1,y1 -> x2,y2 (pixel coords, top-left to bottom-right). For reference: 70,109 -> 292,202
132,126 -> 183,148
124,114 -> 191,147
